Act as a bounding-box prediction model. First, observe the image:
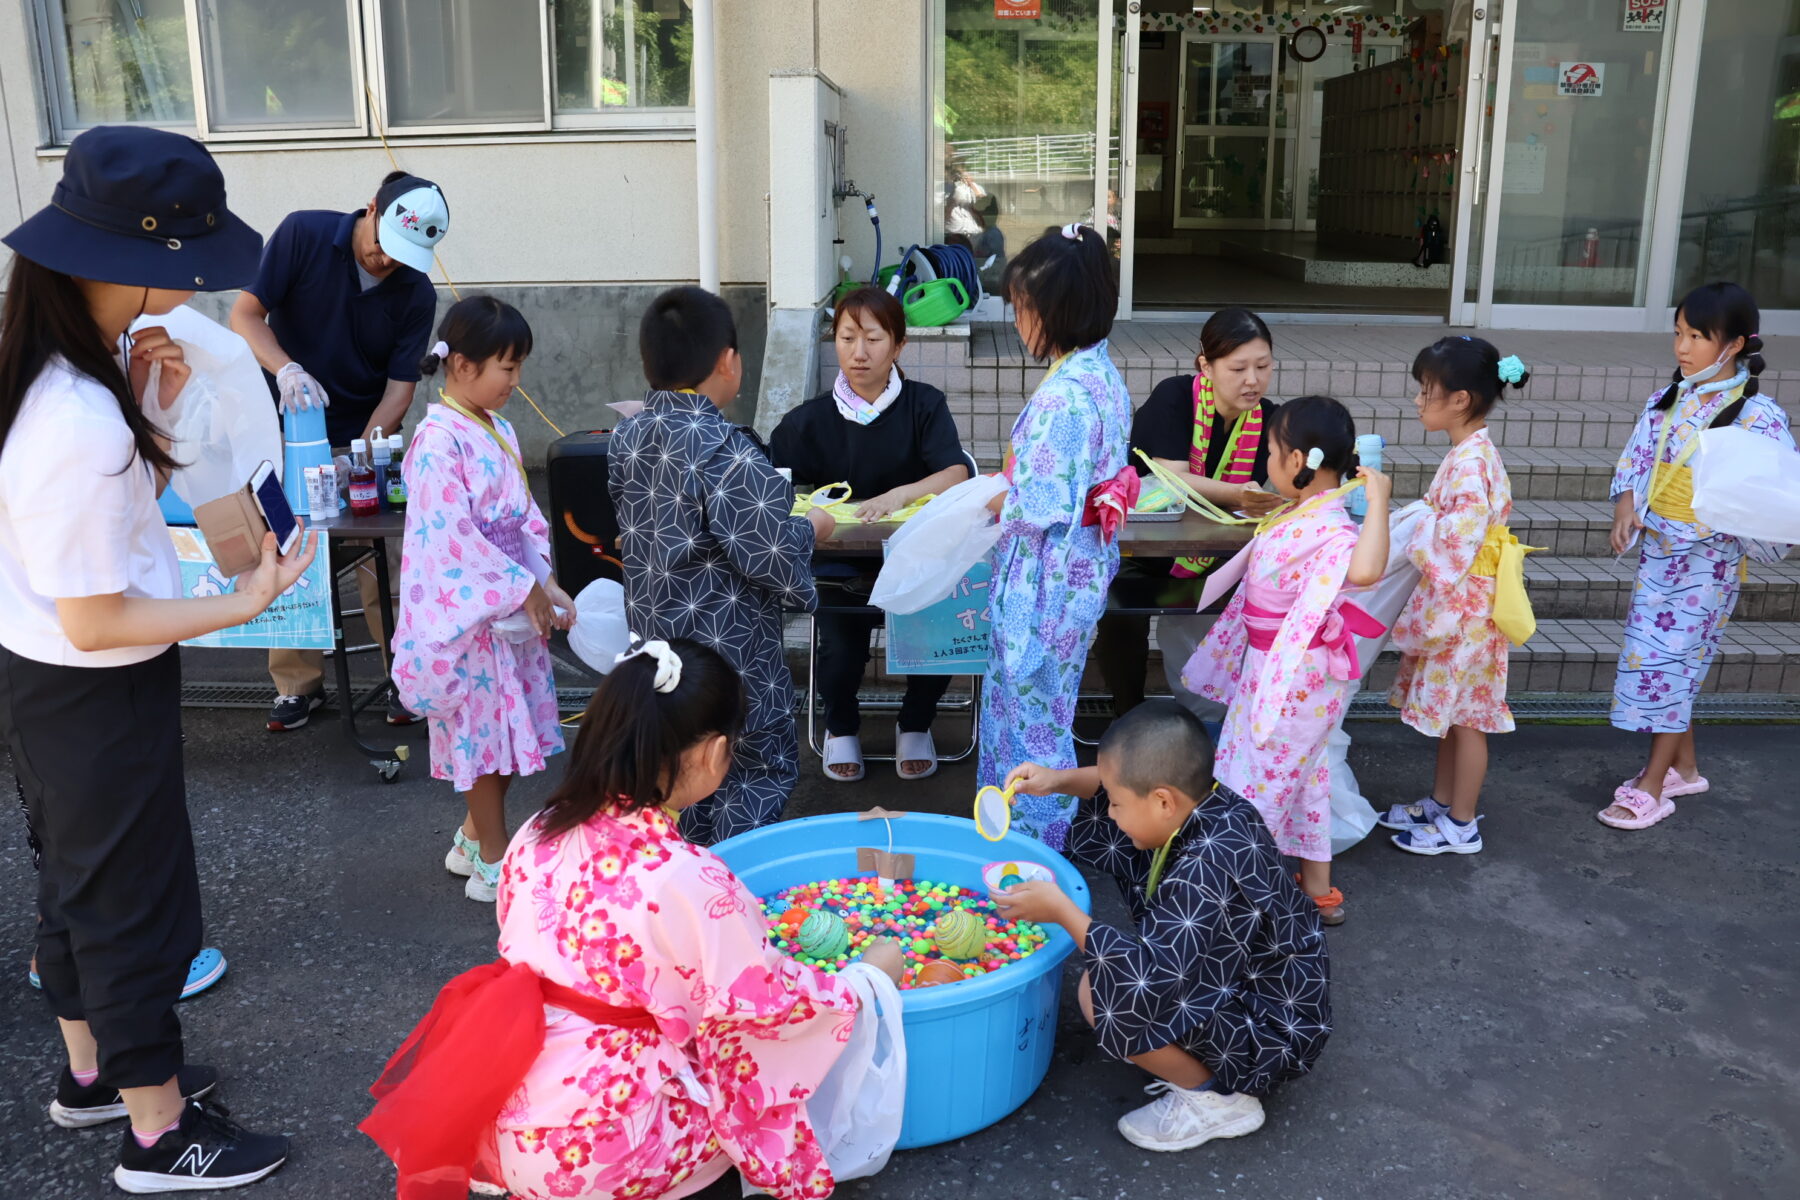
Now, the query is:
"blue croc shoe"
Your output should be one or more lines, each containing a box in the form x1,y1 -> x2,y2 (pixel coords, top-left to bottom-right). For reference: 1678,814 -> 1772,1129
30,949 -> 227,1000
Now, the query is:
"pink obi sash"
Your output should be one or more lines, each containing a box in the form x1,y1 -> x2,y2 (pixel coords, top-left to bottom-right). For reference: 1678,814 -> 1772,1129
1240,580 -> 1386,682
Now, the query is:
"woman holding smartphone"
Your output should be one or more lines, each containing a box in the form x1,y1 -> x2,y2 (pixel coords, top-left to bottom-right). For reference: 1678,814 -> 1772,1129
0,126 -> 312,1192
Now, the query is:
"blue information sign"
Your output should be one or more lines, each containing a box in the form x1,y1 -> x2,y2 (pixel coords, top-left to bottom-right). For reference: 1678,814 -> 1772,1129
883,562 -> 992,675
170,527 -> 334,650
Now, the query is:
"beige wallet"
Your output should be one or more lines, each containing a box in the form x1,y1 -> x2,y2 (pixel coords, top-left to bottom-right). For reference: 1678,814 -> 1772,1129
193,484 -> 270,578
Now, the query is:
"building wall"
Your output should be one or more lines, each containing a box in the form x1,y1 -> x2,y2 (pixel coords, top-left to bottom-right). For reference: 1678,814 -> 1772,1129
0,2 -> 930,288
0,1 -> 933,437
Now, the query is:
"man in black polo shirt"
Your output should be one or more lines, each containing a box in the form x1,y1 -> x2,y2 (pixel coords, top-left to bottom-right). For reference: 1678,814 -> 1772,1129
231,171 -> 447,731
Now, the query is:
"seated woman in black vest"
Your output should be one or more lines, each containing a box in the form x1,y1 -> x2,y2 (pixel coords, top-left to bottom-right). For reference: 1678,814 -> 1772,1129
1094,307 -> 1284,715
771,287 -> 972,782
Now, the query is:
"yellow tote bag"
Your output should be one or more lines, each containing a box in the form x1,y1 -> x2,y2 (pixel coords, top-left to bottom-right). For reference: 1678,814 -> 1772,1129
1472,525 -> 1543,647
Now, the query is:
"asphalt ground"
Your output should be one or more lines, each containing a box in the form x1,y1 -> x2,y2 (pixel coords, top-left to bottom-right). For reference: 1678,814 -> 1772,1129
3,697 -> 1795,1199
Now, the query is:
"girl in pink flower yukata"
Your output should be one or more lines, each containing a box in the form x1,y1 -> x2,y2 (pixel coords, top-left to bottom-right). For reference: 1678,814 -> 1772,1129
392,296 -> 575,903
1182,398 -> 1391,925
362,638 -> 905,1200
1378,336 -> 1525,857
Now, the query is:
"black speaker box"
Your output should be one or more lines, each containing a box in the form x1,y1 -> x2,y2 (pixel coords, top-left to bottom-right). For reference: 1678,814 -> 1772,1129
546,430 -> 623,596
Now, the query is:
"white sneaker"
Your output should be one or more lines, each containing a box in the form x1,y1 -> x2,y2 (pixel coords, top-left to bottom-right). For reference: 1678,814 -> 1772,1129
465,853 -> 501,902
444,828 -> 480,877
1376,795 -> 1449,830
1116,1082 -> 1264,1152
1391,812 -> 1483,856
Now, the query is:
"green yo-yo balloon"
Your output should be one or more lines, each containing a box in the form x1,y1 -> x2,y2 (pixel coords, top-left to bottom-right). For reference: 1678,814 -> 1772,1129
797,910 -> 850,960
932,908 -> 986,961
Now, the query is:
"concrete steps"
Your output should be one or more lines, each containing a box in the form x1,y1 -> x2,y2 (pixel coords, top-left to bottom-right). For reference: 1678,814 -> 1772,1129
870,322 -> 1799,710
1357,619 -> 1800,696
1525,556 -> 1800,623
1386,444 -> 1614,502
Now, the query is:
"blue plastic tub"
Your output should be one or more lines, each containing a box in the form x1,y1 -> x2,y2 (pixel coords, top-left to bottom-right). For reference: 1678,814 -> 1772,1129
713,811 -> 1090,1149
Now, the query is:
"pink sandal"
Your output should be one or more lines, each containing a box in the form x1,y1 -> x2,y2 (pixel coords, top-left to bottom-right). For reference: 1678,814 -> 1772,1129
1597,785 -> 1675,830
1621,768 -> 1709,798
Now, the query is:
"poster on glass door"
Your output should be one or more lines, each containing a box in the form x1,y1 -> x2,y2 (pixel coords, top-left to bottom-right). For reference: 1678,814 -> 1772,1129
1557,62 -> 1605,98
1624,0 -> 1668,33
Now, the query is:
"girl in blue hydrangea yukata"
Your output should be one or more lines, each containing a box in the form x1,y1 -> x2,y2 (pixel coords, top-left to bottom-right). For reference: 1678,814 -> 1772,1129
978,223 -> 1134,849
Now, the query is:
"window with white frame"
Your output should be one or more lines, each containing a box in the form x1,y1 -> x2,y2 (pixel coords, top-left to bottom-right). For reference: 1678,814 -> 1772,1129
30,0 -> 694,142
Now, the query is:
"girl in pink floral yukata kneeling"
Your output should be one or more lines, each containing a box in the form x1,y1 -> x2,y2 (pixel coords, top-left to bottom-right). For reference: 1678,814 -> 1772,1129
363,637 -> 904,1200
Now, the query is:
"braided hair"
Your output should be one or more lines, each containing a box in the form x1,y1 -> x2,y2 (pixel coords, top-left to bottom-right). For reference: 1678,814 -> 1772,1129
1660,282 -> 1764,428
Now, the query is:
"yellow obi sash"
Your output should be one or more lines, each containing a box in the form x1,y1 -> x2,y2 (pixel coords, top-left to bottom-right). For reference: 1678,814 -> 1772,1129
1469,524 -> 1542,646
1646,463 -> 1696,524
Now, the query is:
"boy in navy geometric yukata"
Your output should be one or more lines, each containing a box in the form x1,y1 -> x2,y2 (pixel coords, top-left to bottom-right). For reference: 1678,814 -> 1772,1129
608,287 -> 835,844
992,701 -> 1331,1152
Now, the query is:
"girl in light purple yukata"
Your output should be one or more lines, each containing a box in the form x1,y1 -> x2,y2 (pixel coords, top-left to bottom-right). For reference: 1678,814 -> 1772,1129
392,297 -> 574,902
1601,282 -> 1795,831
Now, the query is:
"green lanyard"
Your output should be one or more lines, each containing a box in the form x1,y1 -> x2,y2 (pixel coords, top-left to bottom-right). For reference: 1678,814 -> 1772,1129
1144,827 -> 1181,902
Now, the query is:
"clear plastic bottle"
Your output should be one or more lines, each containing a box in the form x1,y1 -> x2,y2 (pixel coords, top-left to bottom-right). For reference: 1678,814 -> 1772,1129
348,438 -> 380,517
1350,434 -> 1384,519
385,434 -> 408,510
370,426 -> 392,510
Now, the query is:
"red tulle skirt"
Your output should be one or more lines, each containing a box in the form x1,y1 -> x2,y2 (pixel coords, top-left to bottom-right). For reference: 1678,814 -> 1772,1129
361,959 -> 657,1200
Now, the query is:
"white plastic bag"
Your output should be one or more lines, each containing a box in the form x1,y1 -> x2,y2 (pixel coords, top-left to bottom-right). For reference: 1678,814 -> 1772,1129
1328,501 -> 1427,854
566,578 -> 630,673
135,306 -> 281,518
1327,725 -> 1378,855
807,963 -> 906,1184
870,472 -> 1010,614
1690,425 -> 1800,544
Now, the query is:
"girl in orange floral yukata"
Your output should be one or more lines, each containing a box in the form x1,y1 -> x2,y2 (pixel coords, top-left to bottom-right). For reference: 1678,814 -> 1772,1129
363,638 -> 903,1200
1379,336 -> 1526,858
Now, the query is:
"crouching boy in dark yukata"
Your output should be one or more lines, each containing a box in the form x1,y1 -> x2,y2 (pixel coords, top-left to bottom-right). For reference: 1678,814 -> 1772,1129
991,701 -> 1330,1151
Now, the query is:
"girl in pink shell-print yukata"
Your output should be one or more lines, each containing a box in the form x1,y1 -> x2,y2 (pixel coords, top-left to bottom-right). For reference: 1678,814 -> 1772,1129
391,297 -> 571,903
362,639 -> 902,1200
1182,398 -> 1390,926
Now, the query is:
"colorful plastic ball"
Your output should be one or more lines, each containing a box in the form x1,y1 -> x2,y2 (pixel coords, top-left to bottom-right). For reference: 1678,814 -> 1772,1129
797,911 -> 850,959
932,908 -> 987,960
913,960 -> 965,987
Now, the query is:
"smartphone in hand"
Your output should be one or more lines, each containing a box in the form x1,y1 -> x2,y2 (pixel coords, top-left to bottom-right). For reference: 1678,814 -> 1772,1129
250,460 -> 302,556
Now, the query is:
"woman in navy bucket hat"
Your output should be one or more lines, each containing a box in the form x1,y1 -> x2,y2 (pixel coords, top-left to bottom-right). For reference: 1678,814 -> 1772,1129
0,126 -> 310,1193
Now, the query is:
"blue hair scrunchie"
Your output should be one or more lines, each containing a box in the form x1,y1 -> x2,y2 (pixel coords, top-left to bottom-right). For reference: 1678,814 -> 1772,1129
1496,354 -> 1527,384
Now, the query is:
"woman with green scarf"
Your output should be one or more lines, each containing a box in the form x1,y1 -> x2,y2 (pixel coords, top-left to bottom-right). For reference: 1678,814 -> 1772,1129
1095,307 -> 1283,715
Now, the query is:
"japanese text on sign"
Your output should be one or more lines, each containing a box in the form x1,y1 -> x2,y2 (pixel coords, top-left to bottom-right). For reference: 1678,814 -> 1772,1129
995,0 -> 1040,19
1623,0 -> 1667,33
1557,62 -> 1605,98
170,527 -> 334,650
885,563 -> 992,675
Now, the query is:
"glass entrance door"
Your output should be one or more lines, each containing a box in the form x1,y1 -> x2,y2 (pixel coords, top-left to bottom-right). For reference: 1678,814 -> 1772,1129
1468,0 -> 1681,326
1173,34 -> 1295,228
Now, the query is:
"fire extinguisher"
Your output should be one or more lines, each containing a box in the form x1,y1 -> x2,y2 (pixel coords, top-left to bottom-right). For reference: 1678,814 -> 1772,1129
1580,227 -> 1600,268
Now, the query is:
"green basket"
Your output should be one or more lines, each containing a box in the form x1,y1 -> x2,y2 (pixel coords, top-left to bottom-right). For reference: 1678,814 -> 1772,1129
902,277 -> 969,327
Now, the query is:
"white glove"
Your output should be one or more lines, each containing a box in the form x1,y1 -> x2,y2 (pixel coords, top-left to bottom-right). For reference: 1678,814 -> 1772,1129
276,361 -> 329,412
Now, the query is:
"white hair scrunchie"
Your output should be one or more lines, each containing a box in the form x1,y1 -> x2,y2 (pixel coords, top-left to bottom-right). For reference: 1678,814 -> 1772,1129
1305,447 -> 1325,470
1060,222 -> 1082,241
431,340 -> 450,360
615,634 -> 683,694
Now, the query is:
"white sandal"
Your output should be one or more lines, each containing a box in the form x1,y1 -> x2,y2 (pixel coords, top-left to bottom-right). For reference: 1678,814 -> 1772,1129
895,727 -> 938,781
823,734 -> 865,782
